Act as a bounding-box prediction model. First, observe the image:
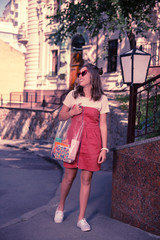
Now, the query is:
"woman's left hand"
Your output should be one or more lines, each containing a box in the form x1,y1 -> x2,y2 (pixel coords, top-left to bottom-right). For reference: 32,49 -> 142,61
97,150 -> 107,164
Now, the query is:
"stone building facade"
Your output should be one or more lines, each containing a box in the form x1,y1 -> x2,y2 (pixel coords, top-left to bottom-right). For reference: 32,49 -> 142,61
24,0 -> 160,95
1,0 -> 160,99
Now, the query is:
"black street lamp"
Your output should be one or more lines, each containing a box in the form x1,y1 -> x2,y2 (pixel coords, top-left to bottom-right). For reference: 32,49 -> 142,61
120,48 -> 151,143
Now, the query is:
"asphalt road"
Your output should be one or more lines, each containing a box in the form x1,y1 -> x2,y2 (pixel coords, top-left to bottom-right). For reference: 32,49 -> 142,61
0,144 -> 62,227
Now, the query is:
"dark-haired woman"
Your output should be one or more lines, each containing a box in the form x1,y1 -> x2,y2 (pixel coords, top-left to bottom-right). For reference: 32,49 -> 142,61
54,63 -> 110,231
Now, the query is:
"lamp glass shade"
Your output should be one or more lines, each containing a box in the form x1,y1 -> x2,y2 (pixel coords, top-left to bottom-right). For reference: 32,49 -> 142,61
134,54 -> 151,84
120,55 -> 132,84
120,49 -> 151,85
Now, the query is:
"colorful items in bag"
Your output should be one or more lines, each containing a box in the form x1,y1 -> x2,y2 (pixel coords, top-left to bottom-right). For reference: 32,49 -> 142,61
52,138 -> 74,163
53,141 -> 68,152
52,139 -> 80,163
54,144 -> 70,162
55,137 -> 62,143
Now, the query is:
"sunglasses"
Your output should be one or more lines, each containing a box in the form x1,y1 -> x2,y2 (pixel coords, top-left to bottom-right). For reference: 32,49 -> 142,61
77,70 -> 88,78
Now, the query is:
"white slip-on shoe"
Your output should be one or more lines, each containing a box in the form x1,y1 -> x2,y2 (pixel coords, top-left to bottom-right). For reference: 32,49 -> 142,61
54,208 -> 64,223
77,218 -> 91,232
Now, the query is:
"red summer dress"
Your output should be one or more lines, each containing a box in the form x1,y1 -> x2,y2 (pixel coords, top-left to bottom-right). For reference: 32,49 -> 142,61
63,91 -> 110,172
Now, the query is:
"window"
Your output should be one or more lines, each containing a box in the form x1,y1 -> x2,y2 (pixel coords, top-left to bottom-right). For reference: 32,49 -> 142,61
107,39 -> 118,73
52,50 -> 58,76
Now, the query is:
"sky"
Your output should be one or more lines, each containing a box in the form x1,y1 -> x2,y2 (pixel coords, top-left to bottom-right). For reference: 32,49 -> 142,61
0,0 -> 8,17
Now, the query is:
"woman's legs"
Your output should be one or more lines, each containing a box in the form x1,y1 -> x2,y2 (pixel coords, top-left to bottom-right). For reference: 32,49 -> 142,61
78,170 -> 93,220
58,168 -> 78,211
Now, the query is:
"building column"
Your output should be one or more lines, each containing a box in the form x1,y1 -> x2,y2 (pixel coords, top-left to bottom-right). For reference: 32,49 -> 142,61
24,0 -> 39,90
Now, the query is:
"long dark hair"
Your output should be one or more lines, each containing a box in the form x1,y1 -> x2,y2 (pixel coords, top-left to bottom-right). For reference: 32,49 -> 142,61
73,63 -> 104,101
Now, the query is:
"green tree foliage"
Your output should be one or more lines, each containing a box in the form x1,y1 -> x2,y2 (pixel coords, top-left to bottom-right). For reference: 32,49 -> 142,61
47,0 -> 160,48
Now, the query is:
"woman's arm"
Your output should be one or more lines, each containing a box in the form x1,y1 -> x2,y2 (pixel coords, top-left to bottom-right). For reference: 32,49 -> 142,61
59,104 -> 82,121
98,113 -> 108,164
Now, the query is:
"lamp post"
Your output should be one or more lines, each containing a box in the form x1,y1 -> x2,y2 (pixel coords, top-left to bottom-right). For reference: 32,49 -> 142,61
120,48 -> 151,143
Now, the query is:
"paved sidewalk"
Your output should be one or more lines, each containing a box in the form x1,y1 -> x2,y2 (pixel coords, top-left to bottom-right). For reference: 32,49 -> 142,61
0,140 -> 159,240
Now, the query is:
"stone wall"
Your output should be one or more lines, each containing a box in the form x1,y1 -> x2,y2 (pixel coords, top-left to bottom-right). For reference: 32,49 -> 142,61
0,108 -> 60,141
111,137 -> 160,236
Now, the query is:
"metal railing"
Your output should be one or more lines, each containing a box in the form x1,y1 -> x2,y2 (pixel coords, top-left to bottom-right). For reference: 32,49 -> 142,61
135,74 -> 160,140
0,91 -> 66,112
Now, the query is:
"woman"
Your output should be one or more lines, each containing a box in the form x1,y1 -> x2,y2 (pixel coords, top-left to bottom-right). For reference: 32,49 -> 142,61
54,63 -> 109,231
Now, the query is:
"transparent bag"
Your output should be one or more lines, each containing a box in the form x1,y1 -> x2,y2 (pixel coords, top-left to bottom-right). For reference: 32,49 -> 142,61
51,115 -> 84,163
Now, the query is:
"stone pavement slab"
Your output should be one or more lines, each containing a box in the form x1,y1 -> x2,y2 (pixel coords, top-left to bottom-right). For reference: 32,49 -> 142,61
0,171 -> 159,240
1,211 -> 158,240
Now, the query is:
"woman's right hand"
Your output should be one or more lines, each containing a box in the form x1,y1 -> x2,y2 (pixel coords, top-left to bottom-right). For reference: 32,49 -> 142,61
69,104 -> 82,117
59,104 -> 82,121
